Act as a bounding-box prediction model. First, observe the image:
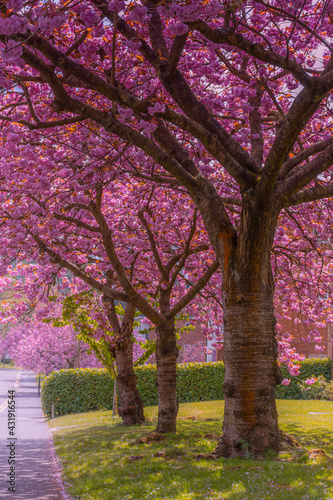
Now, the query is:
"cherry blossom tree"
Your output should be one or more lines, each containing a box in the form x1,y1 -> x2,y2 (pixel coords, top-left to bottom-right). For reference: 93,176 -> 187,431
0,154 -> 218,432
1,0 -> 333,456
52,290 -> 148,425
181,341 -> 206,363
0,321 -> 102,374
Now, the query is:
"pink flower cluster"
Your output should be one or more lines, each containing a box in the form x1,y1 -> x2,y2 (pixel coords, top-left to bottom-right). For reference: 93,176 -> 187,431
305,378 -> 316,386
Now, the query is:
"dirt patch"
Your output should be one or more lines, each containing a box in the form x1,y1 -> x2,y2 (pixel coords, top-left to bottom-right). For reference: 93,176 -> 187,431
154,451 -> 166,457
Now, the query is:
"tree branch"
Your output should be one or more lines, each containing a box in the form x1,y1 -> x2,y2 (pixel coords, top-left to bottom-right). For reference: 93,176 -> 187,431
259,83 -> 328,195
278,138 -> 333,180
138,207 -> 168,281
146,1 -> 169,60
54,214 -> 100,233
249,85 -> 264,167
102,296 -> 121,333
189,20 -> 312,86
88,6 -> 261,178
285,184 -> 333,206
31,234 -> 128,302
90,204 -> 163,325
168,260 -> 219,319
167,32 -> 188,75
168,208 -> 199,289
276,143 -> 333,203
153,120 -> 256,190
64,29 -> 90,56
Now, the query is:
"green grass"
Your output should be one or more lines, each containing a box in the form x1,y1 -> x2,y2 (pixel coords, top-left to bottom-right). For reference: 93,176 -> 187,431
49,400 -> 333,500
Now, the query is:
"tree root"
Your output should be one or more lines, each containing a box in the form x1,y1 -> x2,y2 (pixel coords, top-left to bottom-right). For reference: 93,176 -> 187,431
135,432 -> 165,444
279,431 -> 303,451
307,449 -> 333,461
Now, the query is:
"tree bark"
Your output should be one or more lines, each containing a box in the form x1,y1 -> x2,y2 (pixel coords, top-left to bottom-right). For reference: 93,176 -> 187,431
155,318 -> 179,433
115,339 -> 145,425
215,284 -> 283,457
214,197 -> 284,458
104,299 -> 145,426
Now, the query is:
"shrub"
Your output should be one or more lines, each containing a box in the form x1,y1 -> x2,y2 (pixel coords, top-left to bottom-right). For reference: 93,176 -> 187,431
298,375 -> 328,400
323,381 -> 333,401
275,358 -> 332,399
41,358 -> 332,417
137,361 -> 225,406
177,362 -> 224,403
41,368 -> 114,417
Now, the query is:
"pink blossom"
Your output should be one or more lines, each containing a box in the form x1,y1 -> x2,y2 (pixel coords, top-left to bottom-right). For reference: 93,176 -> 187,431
305,378 -> 316,386
80,9 -> 100,28
7,0 -> 23,11
119,108 -> 134,120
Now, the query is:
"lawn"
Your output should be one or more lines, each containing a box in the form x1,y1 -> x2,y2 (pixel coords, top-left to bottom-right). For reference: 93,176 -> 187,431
49,400 -> 333,500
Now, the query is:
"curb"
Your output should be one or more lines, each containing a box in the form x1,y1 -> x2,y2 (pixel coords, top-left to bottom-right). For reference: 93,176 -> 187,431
46,421 -> 78,500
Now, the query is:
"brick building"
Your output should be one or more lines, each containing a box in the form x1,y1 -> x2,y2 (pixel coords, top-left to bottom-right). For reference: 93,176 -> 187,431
279,313 -> 333,360
141,313 -> 333,364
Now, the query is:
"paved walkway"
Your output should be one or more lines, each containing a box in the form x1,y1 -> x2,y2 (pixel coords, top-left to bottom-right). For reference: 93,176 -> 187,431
0,368 -> 72,500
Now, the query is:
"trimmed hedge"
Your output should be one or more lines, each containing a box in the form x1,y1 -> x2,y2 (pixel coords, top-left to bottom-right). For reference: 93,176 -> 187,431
135,362 -> 225,407
41,358 -> 332,417
41,368 -> 114,417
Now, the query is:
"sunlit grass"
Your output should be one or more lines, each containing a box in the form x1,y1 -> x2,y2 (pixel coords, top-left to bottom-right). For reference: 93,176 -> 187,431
50,400 -> 333,500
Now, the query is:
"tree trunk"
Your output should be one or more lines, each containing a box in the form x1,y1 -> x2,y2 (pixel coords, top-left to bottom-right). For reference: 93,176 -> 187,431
214,199 -> 284,458
215,283 -> 283,458
115,340 -> 145,425
155,318 -> 179,433
103,298 -> 145,426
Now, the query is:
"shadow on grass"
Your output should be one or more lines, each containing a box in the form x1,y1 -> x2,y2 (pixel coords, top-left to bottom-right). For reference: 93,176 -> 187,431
281,422 -> 333,454
54,420 -> 333,500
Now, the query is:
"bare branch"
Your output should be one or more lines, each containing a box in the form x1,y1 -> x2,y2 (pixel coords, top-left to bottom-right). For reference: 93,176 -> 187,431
65,29 -> 89,56
249,85 -> 264,167
259,84 -> 327,195
138,207 -> 168,280
146,1 -> 169,60
167,32 -> 188,75
168,208 -> 198,289
102,296 -> 121,333
54,213 -> 100,233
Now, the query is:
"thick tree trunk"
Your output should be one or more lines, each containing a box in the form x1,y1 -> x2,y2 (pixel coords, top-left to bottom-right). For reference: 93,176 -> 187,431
213,198 -> 284,458
215,284 -> 283,458
115,340 -> 145,426
155,318 -> 179,433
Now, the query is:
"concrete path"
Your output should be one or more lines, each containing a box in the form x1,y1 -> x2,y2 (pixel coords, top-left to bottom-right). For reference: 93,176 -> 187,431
0,368 -> 72,500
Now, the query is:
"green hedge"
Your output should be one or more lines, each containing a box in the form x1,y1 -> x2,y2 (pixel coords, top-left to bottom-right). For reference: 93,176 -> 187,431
41,358 -> 332,417
41,368 -> 114,417
135,362 -> 225,407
